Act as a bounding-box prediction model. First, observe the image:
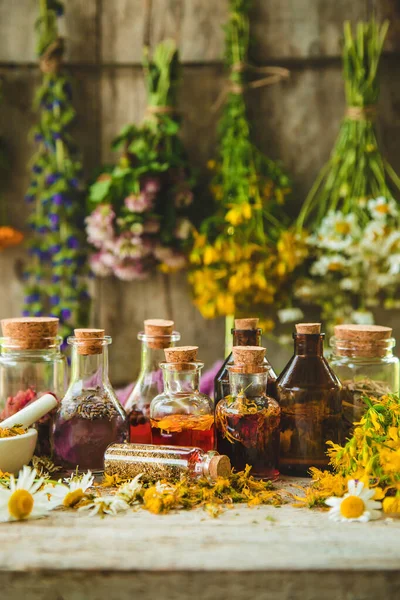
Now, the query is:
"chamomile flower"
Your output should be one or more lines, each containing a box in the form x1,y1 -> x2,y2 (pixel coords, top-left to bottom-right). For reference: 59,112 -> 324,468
79,495 -> 129,516
116,474 -> 143,505
367,196 -> 398,220
0,465 -> 56,522
326,480 -> 382,522
277,307 -> 304,324
311,211 -> 361,251
49,471 -> 94,508
310,254 -> 348,276
350,310 -> 374,325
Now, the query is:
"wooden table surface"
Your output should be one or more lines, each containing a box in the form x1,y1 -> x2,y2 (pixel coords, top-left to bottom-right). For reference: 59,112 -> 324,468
0,477 -> 399,600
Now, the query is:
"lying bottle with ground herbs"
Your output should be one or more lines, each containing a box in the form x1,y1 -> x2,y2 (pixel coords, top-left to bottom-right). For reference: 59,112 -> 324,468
104,443 -> 231,482
52,329 -> 128,472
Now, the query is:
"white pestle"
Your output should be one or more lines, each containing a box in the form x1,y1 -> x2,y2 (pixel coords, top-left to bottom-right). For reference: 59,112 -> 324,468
0,393 -> 58,430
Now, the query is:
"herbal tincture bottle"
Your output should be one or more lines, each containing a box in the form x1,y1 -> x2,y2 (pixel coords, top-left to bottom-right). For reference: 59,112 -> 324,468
277,323 -> 342,476
104,443 -> 231,482
0,317 -> 67,456
150,346 -> 215,451
125,319 -> 180,444
215,346 -> 281,480
52,329 -> 128,472
214,318 -> 277,404
330,324 -> 399,438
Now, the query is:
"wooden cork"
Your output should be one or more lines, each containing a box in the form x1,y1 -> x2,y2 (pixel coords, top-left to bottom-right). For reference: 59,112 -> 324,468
164,346 -> 198,363
232,346 -> 266,373
74,328 -> 105,355
235,318 -> 259,330
209,455 -> 231,480
144,319 -> 174,349
334,324 -> 393,358
1,317 -> 59,349
295,323 -> 321,334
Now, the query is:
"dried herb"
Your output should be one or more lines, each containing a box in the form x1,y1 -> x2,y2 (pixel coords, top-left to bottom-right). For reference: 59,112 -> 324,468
63,387 -> 119,421
0,425 -> 27,438
150,414 -> 214,433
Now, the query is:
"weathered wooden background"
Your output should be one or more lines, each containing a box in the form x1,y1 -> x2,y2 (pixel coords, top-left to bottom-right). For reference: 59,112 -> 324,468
0,0 -> 400,384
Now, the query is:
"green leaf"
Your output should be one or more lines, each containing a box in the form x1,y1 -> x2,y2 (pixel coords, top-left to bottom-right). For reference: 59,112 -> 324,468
89,179 -> 112,203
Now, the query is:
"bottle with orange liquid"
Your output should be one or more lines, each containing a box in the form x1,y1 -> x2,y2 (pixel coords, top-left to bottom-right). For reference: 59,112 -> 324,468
125,319 -> 180,443
150,346 -> 215,451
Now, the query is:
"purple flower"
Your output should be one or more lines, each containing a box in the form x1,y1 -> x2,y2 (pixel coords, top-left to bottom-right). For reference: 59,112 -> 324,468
25,293 -> 40,303
50,244 -> 62,254
38,226 -> 47,234
53,132 -> 61,140
34,133 -> 43,142
50,295 -> 60,306
22,310 -> 31,317
52,193 -> 63,205
199,361 -> 224,398
32,165 -> 42,174
60,308 -> 72,321
49,214 -> 59,229
67,236 -> 79,249
25,194 -> 35,203
52,275 -> 61,283
69,178 -> 79,189
46,174 -> 59,185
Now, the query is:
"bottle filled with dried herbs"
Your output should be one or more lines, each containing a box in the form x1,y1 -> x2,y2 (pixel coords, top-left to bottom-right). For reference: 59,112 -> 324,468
0,317 -> 67,456
52,329 -> 128,472
150,346 -> 215,451
214,318 -> 277,404
125,319 -> 180,444
277,323 -> 342,476
330,324 -> 399,438
215,346 -> 281,480
104,443 -> 231,482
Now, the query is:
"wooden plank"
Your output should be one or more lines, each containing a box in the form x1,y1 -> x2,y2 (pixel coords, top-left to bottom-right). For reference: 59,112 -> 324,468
100,0 -> 146,65
0,0 -> 97,64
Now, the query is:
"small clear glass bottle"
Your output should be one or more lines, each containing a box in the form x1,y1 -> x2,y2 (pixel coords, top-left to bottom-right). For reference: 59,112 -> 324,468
215,346 -> 281,479
330,324 -> 399,437
125,319 -> 180,444
214,318 -> 277,404
52,328 -> 128,472
277,323 -> 342,476
104,443 -> 231,482
150,346 -> 215,451
0,317 -> 67,456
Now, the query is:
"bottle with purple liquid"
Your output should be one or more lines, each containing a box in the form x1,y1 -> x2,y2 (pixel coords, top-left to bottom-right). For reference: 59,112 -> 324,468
52,328 -> 128,472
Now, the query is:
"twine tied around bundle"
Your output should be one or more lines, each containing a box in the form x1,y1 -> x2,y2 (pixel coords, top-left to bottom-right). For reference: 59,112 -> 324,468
211,62 -> 290,113
39,37 -> 64,74
346,105 -> 377,122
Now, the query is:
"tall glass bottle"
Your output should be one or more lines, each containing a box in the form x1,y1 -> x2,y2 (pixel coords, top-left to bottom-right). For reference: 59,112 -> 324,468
150,346 -> 215,451
52,328 -> 128,472
0,317 -> 67,456
215,346 -> 280,479
276,323 -> 342,476
125,319 -> 180,443
214,318 -> 277,404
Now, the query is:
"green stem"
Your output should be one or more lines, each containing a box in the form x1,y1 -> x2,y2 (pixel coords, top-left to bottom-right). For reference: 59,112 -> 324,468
224,314 -> 234,358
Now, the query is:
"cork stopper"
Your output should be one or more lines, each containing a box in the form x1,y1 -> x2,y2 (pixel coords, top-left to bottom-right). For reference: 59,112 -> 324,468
1,317 -> 59,349
164,346 -> 198,363
333,324 -> 393,358
209,455 -> 231,480
235,318 -> 259,330
296,323 -> 321,334
144,319 -> 174,349
232,345 -> 266,373
74,328 -> 105,355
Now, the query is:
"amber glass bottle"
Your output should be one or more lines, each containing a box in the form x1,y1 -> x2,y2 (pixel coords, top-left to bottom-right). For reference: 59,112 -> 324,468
214,318 -> 277,404
276,323 -> 342,476
216,346 -> 281,480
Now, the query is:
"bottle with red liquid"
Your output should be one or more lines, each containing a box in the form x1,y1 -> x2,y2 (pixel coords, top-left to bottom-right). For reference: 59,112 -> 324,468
150,346 -> 215,451
215,346 -> 281,480
214,318 -> 277,405
276,323 -> 342,476
0,317 -> 67,456
52,328 -> 128,472
125,319 -> 180,443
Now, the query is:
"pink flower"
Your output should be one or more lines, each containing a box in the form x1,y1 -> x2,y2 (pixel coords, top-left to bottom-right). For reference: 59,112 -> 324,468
174,218 -> 192,240
142,177 -> 161,197
124,193 -> 152,213
113,261 -> 149,281
90,252 -> 114,277
85,204 -> 115,249
114,235 -> 147,260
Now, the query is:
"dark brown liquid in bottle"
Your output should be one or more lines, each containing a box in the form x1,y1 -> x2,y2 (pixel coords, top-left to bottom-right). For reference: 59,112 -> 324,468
214,329 -> 277,404
276,333 -> 342,476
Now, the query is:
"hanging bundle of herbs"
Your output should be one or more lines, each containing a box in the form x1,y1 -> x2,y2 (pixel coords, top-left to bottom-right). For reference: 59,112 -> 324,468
296,20 -> 400,327
23,0 -> 89,339
86,40 -> 196,281
188,0 -> 307,335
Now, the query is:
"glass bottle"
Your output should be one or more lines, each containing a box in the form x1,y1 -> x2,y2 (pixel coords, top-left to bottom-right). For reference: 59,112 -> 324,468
0,317 -> 67,456
277,323 -> 342,476
330,324 -> 399,438
215,346 -> 281,479
52,328 -> 128,472
125,319 -> 180,444
214,318 -> 277,405
150,346 -> 215,451
104,443 -> 231,482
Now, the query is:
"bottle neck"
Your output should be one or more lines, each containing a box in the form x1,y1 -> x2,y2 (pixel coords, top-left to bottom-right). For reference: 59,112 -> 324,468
162,364 -> 202,394
232,329 -> 262,347
70,346 -> 109,388
140,342 -> 167,373
228,370 -> 268,398
294,334 -> 324,357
